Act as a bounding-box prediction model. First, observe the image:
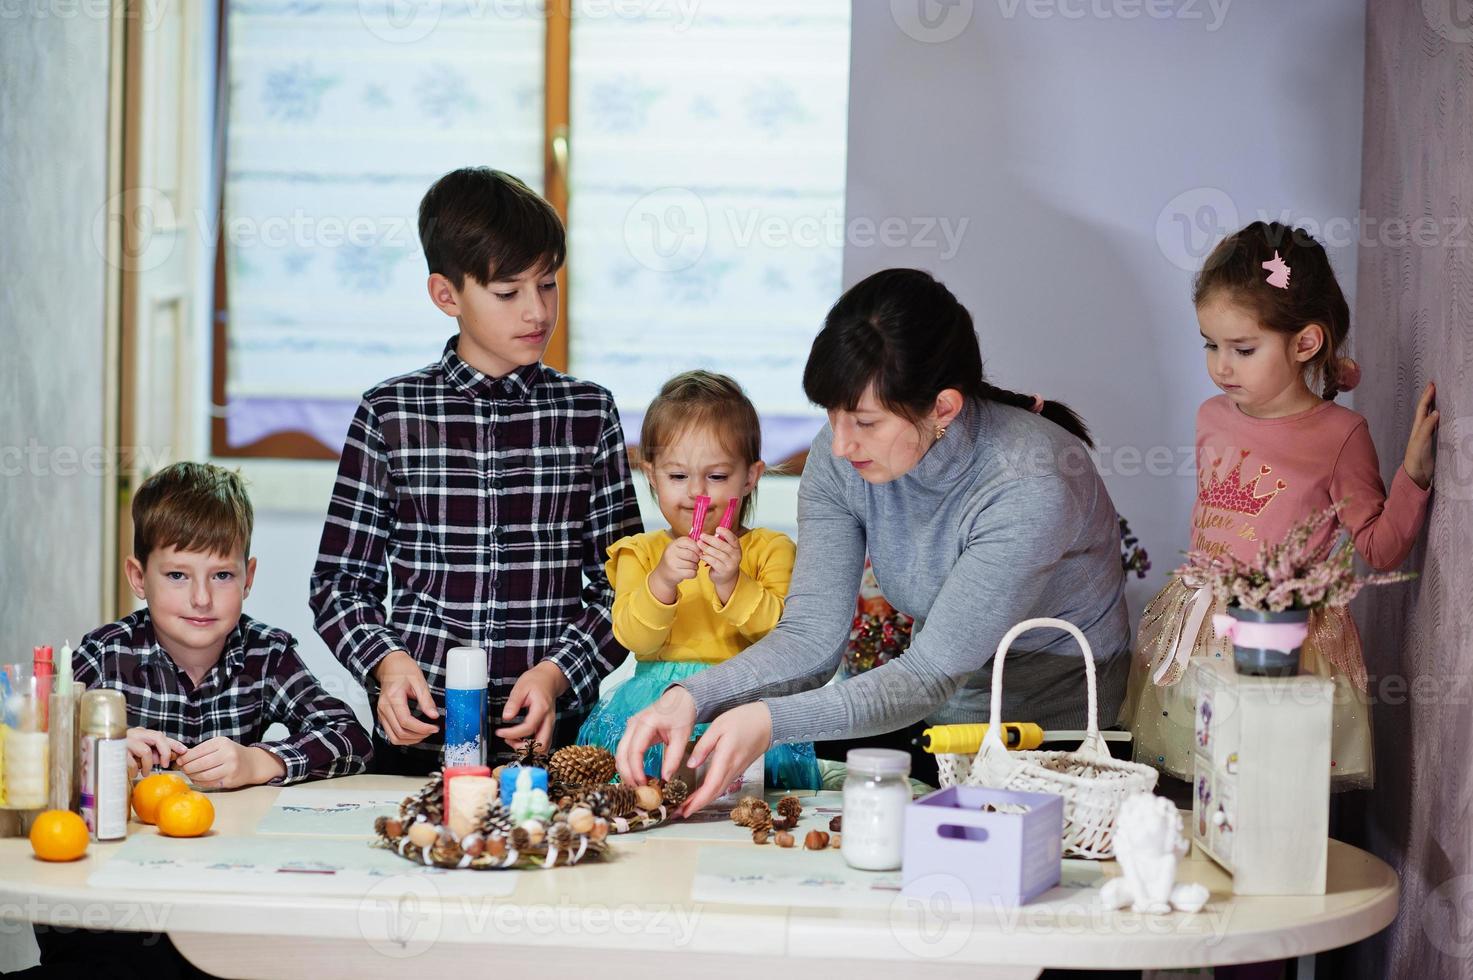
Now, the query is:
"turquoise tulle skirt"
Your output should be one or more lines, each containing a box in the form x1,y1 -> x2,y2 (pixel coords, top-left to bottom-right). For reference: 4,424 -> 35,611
577,660 -> 822,790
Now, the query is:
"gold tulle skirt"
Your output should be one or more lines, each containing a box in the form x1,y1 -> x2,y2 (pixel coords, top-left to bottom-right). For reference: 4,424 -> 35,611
1121,577 -> 1373,791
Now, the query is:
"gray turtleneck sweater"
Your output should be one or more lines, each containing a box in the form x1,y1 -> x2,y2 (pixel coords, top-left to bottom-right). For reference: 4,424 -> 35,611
678,398 -> 1131,744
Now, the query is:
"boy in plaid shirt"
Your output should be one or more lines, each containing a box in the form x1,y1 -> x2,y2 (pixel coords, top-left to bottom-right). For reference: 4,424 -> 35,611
310,168 -> 642,774
74,462 -> 371,787
28,464 -> 370,980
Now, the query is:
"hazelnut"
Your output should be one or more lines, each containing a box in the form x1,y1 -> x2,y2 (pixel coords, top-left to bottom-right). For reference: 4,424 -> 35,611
752,829 -> 770,845
634,784 -> 663,812
568,807 -> 596,835
486,836 -> 507,858
407,822 -> 439,849
804,830 -> 830,851
830,833 -> 841,849
775,831 -> 795,848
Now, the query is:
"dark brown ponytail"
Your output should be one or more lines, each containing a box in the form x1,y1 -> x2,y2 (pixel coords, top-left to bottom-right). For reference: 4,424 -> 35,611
802,268 -> 1093,447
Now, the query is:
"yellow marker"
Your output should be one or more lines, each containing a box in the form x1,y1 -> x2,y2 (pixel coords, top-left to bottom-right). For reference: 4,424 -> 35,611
918,723 -> 1046,754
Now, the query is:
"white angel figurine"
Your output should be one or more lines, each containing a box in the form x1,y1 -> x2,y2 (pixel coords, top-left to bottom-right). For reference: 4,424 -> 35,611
1099,792 -> 1210,915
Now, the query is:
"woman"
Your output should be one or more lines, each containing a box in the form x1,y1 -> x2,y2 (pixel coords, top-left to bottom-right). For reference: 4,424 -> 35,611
616,268 -> 1131,814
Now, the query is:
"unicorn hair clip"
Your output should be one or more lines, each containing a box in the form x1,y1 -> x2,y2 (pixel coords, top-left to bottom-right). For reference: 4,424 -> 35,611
1262,251 -> 1291,289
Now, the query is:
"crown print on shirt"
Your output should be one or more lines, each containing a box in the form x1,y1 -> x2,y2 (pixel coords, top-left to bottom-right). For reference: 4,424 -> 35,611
1198,449 -> 1287,517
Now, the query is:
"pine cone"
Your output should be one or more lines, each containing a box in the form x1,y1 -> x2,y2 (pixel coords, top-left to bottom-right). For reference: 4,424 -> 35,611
477,801 -> 516,840
430,838 -> 464,866
548,745 -> 617,786
776,796 -> 802,823
748,807 -> 773,834
547,821 -> 575,853
400,772 -> 445,825
517,739 -> 551,771
661,777 -> 691,809
584,784 -> 639,819
509,826 -> 532,852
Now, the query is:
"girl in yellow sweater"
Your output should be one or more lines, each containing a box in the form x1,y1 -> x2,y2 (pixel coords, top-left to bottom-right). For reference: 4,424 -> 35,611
578,371 -> 820,789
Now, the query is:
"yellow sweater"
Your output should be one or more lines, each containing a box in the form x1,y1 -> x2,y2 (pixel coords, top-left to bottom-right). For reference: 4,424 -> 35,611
606,528 -> 796,664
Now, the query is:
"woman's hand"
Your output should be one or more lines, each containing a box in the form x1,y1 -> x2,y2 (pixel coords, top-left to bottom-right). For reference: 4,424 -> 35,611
699,528 -> 742,605
1403,381 -> 1439,490
649,537 -> 702,604
616,686 -> 698,786
673,702 -> 773,818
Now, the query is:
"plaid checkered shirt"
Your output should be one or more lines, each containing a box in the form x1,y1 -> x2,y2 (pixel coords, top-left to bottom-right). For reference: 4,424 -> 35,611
73,610 -> 373,784
309,338 -> 642,759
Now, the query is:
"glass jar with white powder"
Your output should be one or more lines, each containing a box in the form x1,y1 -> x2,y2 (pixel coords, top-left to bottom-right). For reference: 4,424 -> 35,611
840,748 -> 912,871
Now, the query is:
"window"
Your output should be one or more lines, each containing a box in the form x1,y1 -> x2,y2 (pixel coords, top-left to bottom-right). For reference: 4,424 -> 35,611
212,0 -> 849,465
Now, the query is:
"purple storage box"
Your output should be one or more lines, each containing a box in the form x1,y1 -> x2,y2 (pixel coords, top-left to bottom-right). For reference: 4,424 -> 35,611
901,785 -> 1063,906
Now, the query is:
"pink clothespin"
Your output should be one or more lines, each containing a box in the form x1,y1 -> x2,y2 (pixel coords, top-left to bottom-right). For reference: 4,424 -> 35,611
690,495 -> 711,541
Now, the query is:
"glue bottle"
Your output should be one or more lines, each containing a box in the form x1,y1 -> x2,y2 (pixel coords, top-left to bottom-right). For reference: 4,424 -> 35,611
444,646 -> 488,767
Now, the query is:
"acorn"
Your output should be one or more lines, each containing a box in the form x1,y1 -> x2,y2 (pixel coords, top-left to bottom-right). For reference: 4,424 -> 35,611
486,836 -> 508,858
463,835 -> 485,858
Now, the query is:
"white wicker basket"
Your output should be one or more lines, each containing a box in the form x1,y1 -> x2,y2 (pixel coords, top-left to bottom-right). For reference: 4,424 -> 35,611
934,617 -> 1158,859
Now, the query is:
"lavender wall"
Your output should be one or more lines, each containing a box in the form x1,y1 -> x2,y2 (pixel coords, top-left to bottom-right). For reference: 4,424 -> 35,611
844,0 -> 1367,621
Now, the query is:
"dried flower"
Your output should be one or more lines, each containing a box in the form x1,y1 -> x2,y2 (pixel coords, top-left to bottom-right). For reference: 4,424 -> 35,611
1177,503 -> 1414,613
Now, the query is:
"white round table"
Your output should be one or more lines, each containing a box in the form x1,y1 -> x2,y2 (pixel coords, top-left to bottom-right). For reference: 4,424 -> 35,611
0,775 -> 1397,978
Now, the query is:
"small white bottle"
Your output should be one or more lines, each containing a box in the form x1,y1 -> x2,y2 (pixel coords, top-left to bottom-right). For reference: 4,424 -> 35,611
841,748 -> 912,871
79,690 -> 129,841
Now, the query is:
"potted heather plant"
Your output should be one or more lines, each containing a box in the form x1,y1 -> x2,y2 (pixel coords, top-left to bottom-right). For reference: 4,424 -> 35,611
1178,504 -> 1414,677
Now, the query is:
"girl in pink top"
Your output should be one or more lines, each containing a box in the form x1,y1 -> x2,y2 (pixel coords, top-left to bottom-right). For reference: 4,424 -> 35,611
1124,221 -> 1439,790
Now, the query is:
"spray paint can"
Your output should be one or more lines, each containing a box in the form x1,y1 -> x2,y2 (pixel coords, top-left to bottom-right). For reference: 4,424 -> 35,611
79,690 -> 129,841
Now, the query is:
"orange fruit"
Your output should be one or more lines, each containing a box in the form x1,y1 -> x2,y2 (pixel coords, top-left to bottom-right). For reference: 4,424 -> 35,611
30,810 -> 89,862
155,790 -> 214,838
132,772 -> 190,825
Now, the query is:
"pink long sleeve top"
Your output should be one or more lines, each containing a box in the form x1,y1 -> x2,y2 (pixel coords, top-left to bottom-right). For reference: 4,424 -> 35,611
1190,396 -> 1430,571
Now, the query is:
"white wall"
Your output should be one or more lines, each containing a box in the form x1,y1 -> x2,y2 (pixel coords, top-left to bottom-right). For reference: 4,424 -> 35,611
0,9 -> 111,972
0,14 -> 111,654
843,0 -> 1366,616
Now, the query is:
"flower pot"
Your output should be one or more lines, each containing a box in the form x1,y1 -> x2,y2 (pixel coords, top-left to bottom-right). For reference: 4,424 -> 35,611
1212,606 -> 1310,677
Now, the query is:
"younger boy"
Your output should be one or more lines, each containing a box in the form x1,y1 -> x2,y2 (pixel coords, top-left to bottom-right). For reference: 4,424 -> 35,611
310,167 -> 642,774
74,461 -> 372,786
28,463 -> 371,979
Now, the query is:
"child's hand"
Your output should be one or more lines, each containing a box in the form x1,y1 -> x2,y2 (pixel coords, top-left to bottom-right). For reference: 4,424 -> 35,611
373,650 -> 441,745
125,727 -> 189,778
494,661 -> 568,751
177,737 -> 286,789
699,528 -> 742,604
1404,381 -> 1440,490
649,536 -> 702,604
